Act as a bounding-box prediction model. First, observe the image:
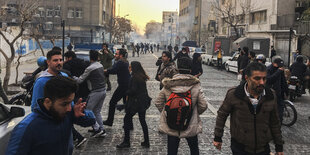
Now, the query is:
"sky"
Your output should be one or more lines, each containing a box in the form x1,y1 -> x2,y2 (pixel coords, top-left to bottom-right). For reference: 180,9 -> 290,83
116,0 -> 179,34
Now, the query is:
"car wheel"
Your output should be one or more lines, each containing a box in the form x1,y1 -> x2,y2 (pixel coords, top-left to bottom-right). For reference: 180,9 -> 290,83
225,63 -> 229,72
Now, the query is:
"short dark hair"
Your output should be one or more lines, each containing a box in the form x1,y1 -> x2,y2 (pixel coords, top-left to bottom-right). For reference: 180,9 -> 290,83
64,51 -> 76,59
118,49 -> 127,57
177,57 -> 192,74
47,50 -> 62,60
244,62 -> 267,77
44,76 -> 78,102
89,50 -> 99,61
102,43 -> 108,47
52,46 -> 62,52
162,51 -> 172,61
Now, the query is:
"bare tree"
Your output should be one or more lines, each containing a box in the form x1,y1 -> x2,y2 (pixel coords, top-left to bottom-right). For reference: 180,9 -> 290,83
0,0 -> 39,91
106,17 -> 132,43
212,0 -> 251,39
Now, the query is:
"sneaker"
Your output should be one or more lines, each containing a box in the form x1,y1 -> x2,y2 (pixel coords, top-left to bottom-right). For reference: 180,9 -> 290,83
116,141 -> 130,148
88,129 -> 96,133
91,129 -> 107,138
75,138 -> 87,148
141,141 -> 150,148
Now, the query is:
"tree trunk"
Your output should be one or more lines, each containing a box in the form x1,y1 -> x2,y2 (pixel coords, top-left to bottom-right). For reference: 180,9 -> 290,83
233,26 -> 240,39
15,55 -> 22,84
3,59 -> 12,92
35,38 -> 45,56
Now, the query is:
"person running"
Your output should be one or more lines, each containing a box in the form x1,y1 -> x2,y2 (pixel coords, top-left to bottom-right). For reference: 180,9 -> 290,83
117,61 -> 151,149
155,57 -> 208,155
6,76 -> 96,155
213,62 -> 284,155
103,49 -> 131,126
74,50 -> 107,138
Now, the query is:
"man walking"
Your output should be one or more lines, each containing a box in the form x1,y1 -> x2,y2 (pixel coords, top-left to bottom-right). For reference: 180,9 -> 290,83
74,50 -> 107,137
157,51 -> 178,90
103,49 -> 131,126
213,62 -> 284,155
99,43 -> 114,91
6,76 -> 95,155
155,57 -> 208,155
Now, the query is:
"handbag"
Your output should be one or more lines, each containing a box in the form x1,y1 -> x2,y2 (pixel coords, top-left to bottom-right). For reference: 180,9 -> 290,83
126,93 -> 152,113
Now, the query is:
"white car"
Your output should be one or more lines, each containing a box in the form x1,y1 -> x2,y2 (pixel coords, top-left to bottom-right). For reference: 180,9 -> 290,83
225,52 -> 272,73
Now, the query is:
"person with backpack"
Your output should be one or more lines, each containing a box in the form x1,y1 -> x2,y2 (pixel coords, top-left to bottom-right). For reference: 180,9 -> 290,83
155,57 -> 208,155
117,61 -> 151,149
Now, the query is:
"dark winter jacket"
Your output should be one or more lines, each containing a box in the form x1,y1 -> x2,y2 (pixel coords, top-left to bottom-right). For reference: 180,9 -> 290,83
290,61 -> 307,80
126,76 -> 150,113
63,58 -> 90,99
107,58 -> 131,86
191,61 -> 203,77
159,61 -> 178,88
266,65 -> 288,99
214,83 -> 284,153
238,55 -> 249,72
6,100 -> 95,155
173,52 -> 190,61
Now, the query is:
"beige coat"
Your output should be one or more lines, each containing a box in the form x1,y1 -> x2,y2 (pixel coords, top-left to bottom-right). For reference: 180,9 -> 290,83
155,74 -> 208,138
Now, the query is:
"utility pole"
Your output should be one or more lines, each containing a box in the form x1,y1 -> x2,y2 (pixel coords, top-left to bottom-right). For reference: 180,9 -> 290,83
198,0 -> 202,47
288,28 -> 293,67
109,0 -> 114,44
61,20 -> 65,60
170,16 -> 173,45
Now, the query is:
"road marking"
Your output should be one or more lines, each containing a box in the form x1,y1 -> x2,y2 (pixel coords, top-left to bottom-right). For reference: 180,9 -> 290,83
152,54 -> 158,59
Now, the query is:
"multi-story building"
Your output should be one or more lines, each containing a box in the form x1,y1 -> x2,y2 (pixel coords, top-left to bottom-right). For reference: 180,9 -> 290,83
1,0 -> 116,44
218,0 -> 310,64
161,11 -> 179,46
179,0 -> 217,46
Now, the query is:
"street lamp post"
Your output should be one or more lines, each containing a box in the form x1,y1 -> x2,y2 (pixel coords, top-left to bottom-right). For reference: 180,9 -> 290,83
170,16 -> 173,45
61,20 -> 65,60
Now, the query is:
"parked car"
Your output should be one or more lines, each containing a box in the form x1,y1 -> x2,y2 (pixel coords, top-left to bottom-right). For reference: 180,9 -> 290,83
201,53 -> 214,66
225,52 -> 272,73
75,51 -> 90,62
0,103 -> 31,155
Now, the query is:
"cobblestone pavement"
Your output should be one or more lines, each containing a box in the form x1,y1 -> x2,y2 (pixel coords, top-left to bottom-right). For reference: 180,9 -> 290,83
73,51 -> 310,155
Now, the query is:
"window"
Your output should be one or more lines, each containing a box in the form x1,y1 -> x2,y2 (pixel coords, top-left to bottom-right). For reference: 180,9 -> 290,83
251,10 -> 267,24
45,22 -> 53,30
54,6 -> 61,17
46,8 -> 53,17
76,8 -> 83,18
37,7 -> 45,17
68,8 -> 74,18
253,41 -> 260,50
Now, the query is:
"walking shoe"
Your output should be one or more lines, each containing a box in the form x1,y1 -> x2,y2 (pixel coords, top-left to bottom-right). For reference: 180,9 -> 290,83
88,129 -> 96,133
75,138 -> 87,148
141,141 -> 150,148
91,129 -> 107,138
116,142 -> 130,148
116,104 -> 125,111
102,120 -> 113,126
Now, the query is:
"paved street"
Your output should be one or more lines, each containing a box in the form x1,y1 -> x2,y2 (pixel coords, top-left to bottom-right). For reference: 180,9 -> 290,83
70,51 -> 310,155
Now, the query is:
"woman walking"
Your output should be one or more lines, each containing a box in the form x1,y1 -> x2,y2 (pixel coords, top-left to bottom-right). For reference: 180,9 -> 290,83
117,61 -> 151,148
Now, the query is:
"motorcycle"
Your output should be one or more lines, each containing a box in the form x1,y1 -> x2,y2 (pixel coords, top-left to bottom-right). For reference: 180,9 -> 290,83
282,100 -> 297,127
8,56 -> 47,106
288,76 -> 305,101
8,73 -> 34,106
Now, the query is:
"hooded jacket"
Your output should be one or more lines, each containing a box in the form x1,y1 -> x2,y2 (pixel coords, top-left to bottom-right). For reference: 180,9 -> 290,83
31,70 -> 68,111
158,61 -> 178,88
155,74 -> 208,138
6,100 -> 95,155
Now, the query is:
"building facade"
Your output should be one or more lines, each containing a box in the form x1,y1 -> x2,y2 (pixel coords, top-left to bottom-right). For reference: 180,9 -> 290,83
161,11 -> 179,46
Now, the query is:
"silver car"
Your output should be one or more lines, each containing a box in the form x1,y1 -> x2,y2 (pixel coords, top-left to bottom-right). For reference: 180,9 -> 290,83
0,103 -> 31,155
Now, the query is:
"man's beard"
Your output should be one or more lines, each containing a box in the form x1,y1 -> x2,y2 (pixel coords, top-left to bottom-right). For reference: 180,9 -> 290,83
252,84 -> 265,95
49,106 -> 66,122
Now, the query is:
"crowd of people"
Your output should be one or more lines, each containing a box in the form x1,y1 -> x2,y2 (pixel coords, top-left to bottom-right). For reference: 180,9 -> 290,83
5,42 -> 296,155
